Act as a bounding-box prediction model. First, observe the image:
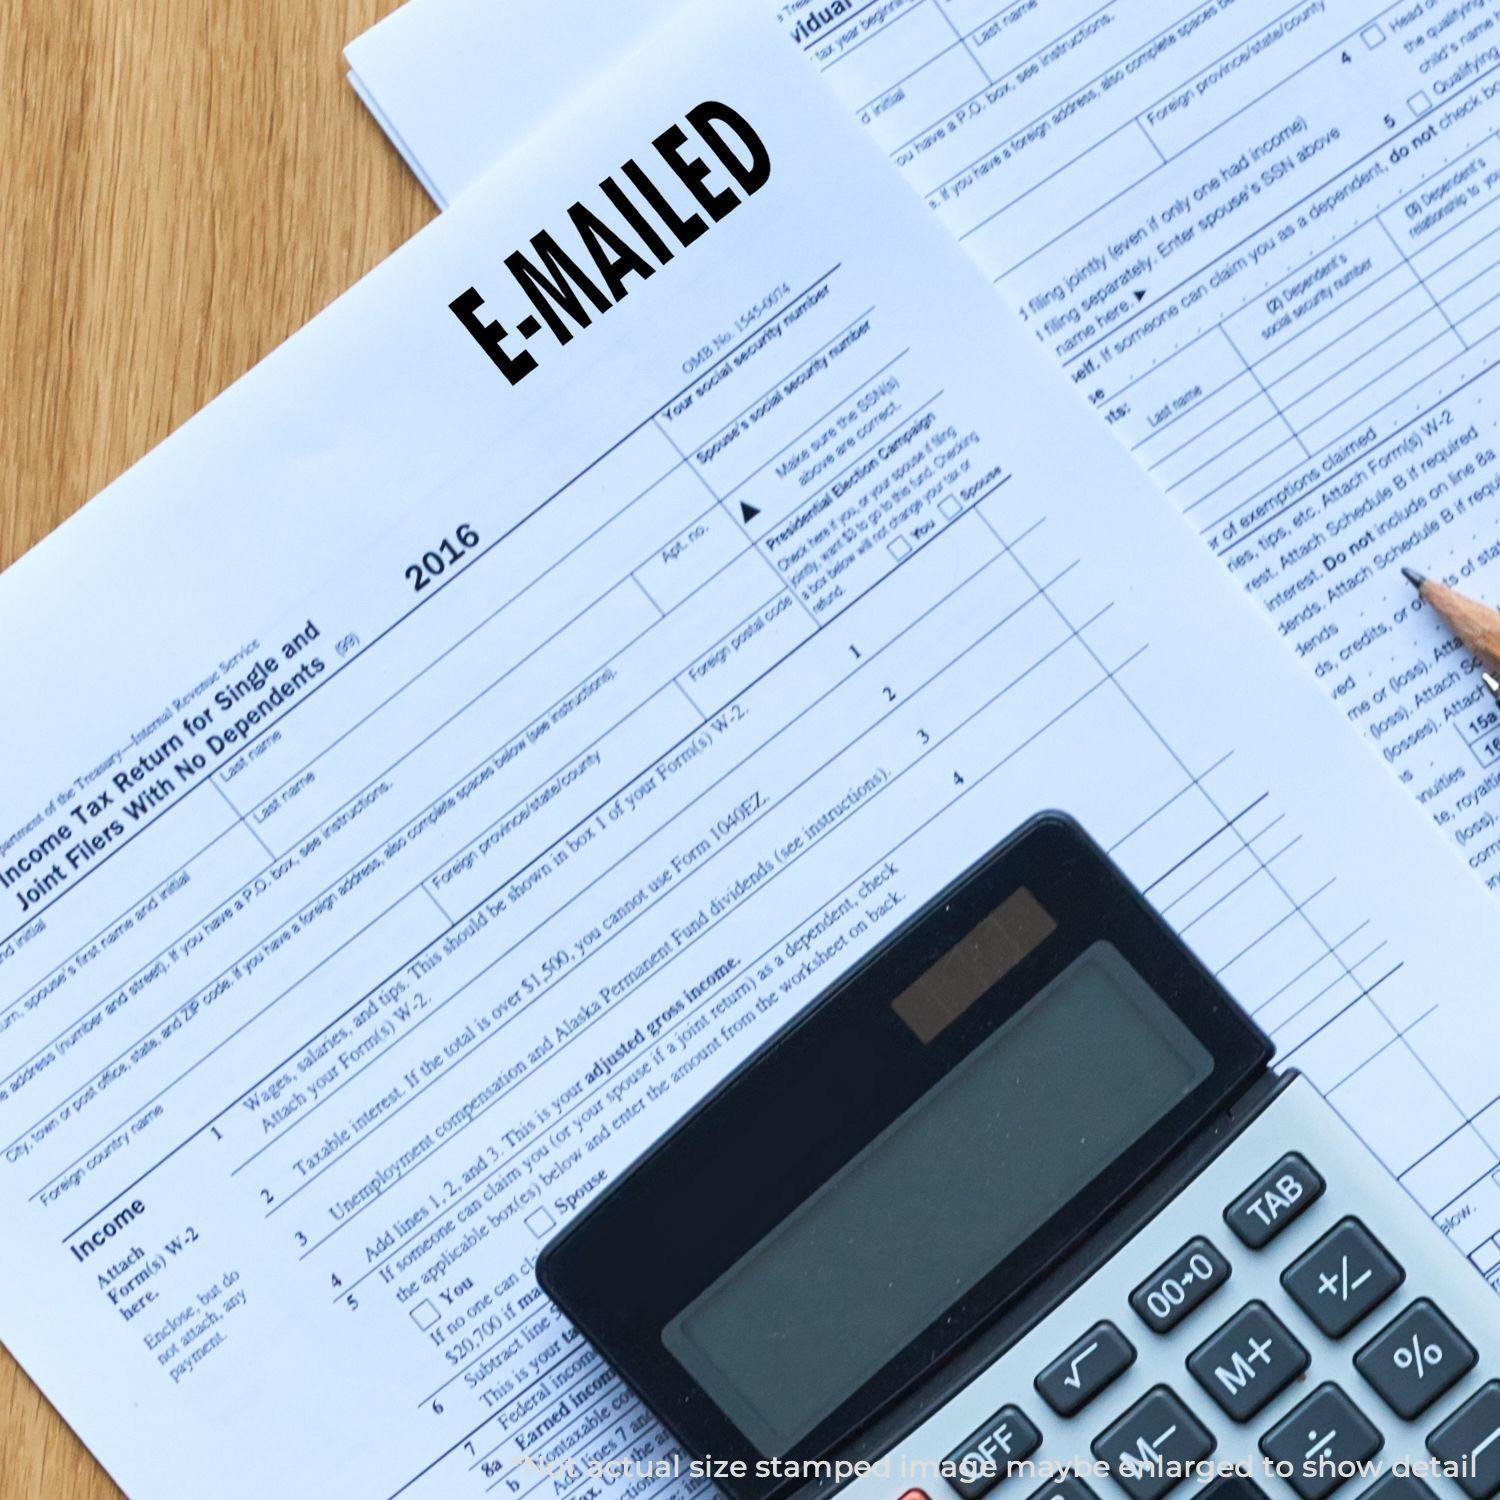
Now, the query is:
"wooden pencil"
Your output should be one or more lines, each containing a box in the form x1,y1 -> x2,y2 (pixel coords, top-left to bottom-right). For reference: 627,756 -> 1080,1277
1403,567 -> 1500,690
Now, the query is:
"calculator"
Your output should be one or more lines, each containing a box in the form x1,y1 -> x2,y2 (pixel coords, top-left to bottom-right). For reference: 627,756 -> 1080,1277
537,814 -> 1500,1500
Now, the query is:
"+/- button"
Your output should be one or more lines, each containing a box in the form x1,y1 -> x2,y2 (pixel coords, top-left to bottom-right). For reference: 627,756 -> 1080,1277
1282,1219 -> 1403,1338
1224,1152 -> 1323,1248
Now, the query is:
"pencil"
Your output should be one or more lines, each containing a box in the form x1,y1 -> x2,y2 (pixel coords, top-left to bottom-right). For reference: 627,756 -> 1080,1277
1402,567 -> 1500,695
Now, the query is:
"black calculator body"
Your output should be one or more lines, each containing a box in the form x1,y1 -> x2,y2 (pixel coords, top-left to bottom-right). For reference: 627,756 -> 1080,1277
538,814 -> 1500,1500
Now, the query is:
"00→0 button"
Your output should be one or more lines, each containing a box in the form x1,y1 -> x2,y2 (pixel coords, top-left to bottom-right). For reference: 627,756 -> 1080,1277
1130,1237 -> 1231,1334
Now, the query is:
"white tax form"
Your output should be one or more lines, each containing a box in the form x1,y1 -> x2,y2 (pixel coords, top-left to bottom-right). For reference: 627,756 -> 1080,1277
345,1 -> 1500,893
6,2 -> 1500,1494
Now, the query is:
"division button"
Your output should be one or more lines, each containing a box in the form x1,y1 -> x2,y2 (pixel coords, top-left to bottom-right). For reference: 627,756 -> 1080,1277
1224,1152 -> 1324,1248
1282,1219 -> 1403,1338
1091,1385 -> 1215,1500
1354,1299 -> 1476,1420
1187,1300 -> 1310,1421
944,1405 -> 1042,1500
1130,1237 -> 1231,1334
1259,1383 -> 1383,1500
1036,1321 -> 1136,1416
1426,1380 -> 1500,1500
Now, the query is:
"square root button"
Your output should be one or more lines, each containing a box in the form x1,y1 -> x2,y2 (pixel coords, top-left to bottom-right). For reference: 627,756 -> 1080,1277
1036,1321 -> 1135,1416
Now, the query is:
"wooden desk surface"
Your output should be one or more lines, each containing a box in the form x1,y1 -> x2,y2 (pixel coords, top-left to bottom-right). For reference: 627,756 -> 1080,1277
0,1 -> 433,1492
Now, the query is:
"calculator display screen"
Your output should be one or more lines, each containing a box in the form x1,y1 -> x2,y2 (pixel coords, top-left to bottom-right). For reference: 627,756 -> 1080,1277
662,942 -> 1211,1455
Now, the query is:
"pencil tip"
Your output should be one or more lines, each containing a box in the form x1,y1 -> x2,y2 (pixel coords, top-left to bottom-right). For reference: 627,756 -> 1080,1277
1401,566 -> 1427,590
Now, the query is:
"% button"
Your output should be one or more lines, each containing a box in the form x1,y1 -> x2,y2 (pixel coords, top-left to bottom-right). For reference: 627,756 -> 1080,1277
1355,1300 -> 1477,1420
1394,1336 -> 1442,1378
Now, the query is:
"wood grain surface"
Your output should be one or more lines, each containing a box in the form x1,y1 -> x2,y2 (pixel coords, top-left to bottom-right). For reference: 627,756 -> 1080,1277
0,2 -> 432,1492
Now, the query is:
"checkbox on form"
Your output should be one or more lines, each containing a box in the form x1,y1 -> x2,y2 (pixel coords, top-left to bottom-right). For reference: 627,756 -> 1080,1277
410,1299 -> 439,1331
1361,23 -> 1385,47
525,1207 -> 556,1238
889,537 -> 911,559
1409,91 -> 1432,116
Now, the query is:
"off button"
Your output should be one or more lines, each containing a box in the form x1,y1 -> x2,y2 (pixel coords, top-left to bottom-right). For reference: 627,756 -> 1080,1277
1223,1152 -> 1324,1249
943,1405 -> 1041,1499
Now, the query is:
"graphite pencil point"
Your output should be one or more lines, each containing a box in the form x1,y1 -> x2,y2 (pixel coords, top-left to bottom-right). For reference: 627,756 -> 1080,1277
1401,566 -> 1427,589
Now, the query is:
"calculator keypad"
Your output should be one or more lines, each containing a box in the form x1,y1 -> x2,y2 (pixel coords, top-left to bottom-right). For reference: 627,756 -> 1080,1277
1355,1302 -> 1477,1421
1259,1383 -> 1383,1500
884,1103 -> 1496,1500
1090,1385 -> 1215,1500
1282,1221 -> 1403,1339
1188,1302 -> 1310,1422
1037,1323 -> 1137,1417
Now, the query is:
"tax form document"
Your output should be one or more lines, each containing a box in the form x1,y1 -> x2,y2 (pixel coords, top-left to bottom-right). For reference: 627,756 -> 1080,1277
812,0 -> 1500,894
345,0 -> 1500,893
346,0 -> 681,209
8,3 -> 1500,1495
